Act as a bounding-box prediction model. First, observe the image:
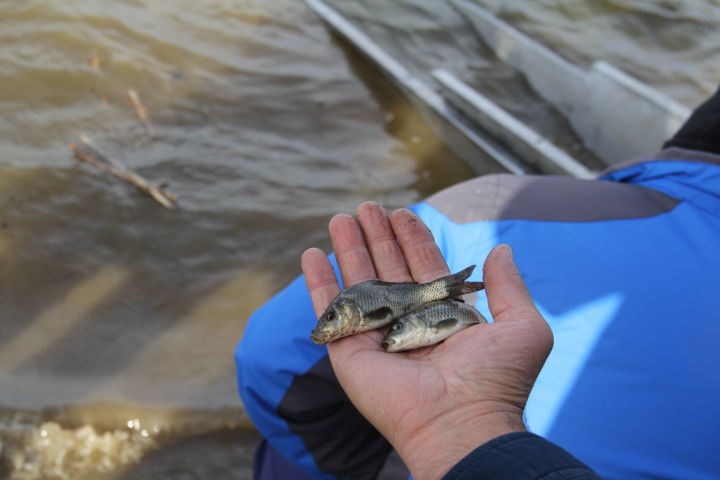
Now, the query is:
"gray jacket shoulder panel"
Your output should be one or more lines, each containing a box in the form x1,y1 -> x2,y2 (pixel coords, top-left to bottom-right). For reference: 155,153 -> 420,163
425,173 -> 680,224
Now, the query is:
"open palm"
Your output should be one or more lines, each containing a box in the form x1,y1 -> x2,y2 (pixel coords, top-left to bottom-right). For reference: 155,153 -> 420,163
302,202 -> 553,480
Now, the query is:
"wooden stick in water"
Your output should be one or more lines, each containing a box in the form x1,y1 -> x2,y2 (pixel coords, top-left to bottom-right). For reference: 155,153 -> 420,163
69,134 -> 177,209
128,89 -> 154,137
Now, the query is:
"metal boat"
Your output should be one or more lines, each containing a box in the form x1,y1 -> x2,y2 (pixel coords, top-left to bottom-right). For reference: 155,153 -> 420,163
303,0 -> 691,179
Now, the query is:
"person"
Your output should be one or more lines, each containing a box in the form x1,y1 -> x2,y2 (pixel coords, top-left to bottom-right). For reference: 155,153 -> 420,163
236,85 -> 720,480
303,219 -> 602,480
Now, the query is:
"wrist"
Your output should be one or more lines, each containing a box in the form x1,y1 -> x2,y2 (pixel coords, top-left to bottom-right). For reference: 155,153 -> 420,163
395,406 -> 526,480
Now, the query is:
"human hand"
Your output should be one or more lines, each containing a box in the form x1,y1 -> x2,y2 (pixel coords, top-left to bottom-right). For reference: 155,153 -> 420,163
302,202 -> 553,480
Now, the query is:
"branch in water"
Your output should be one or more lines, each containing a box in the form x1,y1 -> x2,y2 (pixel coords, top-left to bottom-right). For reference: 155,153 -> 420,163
69,134 -> 177,209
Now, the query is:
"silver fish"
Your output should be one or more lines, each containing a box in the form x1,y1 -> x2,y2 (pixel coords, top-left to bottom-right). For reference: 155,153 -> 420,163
381,299 -> 487,352
310,266 -> 484,345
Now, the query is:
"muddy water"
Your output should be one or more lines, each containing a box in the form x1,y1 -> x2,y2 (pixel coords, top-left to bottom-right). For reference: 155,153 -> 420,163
0,0 -> 717,478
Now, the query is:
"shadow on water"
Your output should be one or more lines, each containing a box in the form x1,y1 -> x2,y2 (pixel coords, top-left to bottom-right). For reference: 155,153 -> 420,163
0,171 -> 302,405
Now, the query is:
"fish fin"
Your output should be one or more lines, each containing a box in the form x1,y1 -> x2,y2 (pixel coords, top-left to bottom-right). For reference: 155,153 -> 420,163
462,316 -> 483,327
365,306 -> 393,321
441,266 -> 483,297
445,265 -> 475,284
447,281 -> 485,297
468,309 -> 487,325
435,318 -> 459,331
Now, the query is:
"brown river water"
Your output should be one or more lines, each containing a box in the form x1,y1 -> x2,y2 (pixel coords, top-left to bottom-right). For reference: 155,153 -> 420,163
0,1 -> 717,478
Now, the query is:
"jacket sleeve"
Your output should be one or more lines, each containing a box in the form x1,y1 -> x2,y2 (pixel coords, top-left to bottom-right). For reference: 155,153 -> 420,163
234,255 -> 396,480
442,433 -> 603,480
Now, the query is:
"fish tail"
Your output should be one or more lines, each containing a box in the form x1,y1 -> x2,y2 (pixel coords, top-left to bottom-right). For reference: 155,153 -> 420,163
443,265 -> 484,297
445,265 -> 475,284
448,281 -> 485,297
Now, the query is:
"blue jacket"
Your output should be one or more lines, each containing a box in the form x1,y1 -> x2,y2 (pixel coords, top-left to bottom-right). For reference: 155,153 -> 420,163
235,147 -> 720,480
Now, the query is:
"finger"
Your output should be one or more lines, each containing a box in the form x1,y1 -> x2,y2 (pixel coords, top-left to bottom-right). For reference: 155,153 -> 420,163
390,208 -> 450,283
356,202 -> 413,283
301,248 -> 340,317
483,244 -> 541,323
329,214 -> 377,287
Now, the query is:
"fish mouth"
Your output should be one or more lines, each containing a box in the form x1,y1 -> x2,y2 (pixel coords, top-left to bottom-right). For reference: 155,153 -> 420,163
381,338 -> 395,351
310,329 -> 328,345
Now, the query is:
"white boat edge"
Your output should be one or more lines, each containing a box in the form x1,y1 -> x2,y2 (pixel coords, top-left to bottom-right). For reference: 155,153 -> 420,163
432,69 -> 594,179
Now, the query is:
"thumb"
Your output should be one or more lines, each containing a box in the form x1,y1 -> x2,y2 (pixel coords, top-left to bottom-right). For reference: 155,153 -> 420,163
483,244 -> 544,325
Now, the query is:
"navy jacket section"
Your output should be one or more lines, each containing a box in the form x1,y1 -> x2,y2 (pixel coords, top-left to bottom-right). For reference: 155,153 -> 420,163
443,433 -> 601,480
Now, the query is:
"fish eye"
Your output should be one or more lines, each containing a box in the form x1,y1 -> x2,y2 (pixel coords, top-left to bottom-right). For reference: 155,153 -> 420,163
391,322 -> 403,332
326,309 -> 336,321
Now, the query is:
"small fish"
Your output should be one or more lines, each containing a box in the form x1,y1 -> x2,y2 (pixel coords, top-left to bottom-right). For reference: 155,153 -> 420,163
381,299 -> 487,352
310,266 -> 484,345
